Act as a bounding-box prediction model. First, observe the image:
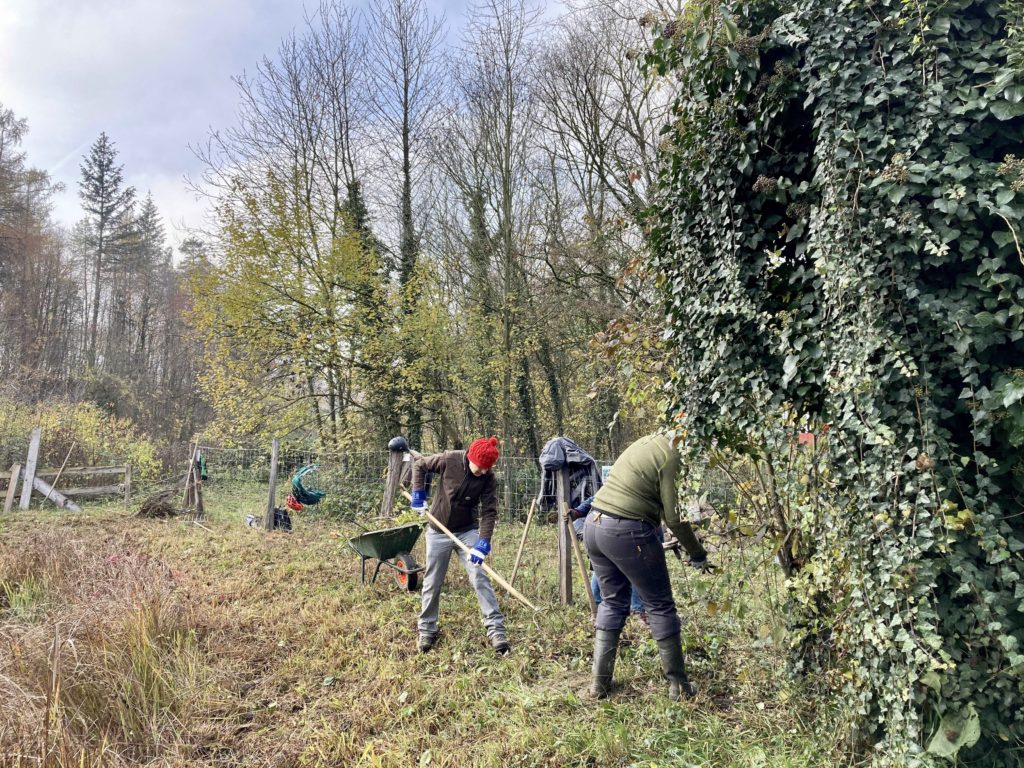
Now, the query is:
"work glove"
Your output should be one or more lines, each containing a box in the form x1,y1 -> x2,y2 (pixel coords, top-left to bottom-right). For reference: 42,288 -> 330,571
411,488 -> 427,516
568,507 -> 586,521
468,538 -> 491,565
688,555 -> 716,573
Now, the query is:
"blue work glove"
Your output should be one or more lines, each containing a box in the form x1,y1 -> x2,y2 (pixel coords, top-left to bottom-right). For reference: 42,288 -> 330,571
468,538 -> 491,565
411,488 -> 427,515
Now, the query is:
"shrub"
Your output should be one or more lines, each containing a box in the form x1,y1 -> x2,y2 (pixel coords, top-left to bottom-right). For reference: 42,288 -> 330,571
649,0 -> 1024,763
0,396 -> 160,480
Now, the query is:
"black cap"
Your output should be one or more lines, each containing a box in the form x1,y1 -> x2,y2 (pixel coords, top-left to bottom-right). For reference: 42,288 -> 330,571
387,435 -> 409,452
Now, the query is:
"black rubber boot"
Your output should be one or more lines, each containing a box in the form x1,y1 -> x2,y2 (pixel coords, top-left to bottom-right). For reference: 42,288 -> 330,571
656,634 -> 696,701
589,629 -> 621,699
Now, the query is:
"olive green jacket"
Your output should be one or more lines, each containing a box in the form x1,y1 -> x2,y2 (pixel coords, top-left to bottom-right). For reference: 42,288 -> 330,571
592,433 -> 707,560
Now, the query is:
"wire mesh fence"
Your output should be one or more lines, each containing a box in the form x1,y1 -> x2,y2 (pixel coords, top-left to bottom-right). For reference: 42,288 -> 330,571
195,445 -> 569,521
193,444 -> 735,523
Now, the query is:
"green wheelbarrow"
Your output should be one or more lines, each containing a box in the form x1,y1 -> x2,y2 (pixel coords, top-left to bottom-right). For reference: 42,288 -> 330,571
347,522 -> 425,591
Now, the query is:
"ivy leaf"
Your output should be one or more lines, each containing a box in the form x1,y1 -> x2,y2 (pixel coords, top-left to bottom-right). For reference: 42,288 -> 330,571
926,704 -> 981,757
782,354 -> 799,385
723,18 -> 740,43
990,100 -> 1024,120
930,16 -> 951,36
887,186 -> 906,204
1006,85 -> 1024,104
1002,379 -> 1024,408
921,670 -> 942,692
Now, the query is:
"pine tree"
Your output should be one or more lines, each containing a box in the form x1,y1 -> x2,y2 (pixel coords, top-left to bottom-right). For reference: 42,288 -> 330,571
131,194 -> 169,372
78,132 -> 135,367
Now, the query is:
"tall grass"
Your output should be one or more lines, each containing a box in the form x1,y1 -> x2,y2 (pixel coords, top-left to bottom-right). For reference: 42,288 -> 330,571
0,488 -> 847,767
0,529 -> 230,766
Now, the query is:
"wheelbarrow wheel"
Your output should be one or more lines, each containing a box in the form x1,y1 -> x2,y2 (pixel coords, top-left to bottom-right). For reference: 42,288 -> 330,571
393,552 -> 420,592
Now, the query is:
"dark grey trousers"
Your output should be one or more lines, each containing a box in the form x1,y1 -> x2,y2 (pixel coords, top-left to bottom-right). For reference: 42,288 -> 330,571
583,510 -> 681,640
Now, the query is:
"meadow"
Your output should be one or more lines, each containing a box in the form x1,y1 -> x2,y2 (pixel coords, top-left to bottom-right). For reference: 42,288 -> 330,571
0,484 -> 843,767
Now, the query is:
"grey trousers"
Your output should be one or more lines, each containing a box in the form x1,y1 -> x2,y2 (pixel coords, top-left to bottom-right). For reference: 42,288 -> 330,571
583,511 -> 681,640
418,527 -> 506,638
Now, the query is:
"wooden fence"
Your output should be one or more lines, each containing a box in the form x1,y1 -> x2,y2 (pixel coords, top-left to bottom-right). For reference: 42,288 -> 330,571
1,464 -> 131,513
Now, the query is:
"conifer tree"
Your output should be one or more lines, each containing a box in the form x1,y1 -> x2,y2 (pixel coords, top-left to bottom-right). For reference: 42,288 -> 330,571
78,132 -> 135,367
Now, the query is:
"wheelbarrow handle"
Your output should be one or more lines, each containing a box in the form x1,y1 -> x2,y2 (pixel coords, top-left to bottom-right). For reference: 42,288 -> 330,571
346,540 -> 370,583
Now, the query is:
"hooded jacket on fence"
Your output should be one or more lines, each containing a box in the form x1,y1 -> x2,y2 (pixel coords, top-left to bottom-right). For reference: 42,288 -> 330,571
537,436 -> 603,511
412,450 -> 498,540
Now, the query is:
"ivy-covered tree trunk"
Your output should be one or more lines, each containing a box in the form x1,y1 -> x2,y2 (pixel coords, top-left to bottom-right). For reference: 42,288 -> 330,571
649,0 -> 1024,763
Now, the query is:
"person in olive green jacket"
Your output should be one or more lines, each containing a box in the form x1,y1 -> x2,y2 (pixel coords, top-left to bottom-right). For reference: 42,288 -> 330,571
582,433 -> 710,700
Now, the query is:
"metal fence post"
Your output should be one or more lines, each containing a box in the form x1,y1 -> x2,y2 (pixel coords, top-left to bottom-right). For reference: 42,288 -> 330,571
264,438 -> 280,530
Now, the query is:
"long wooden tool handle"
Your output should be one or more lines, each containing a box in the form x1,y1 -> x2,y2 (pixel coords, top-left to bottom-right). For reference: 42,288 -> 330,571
400,489 -> 539,612
565,513 -> 597,616
509,498 -> 537,588
425,510 -> 539,612
43,442 -> 76,505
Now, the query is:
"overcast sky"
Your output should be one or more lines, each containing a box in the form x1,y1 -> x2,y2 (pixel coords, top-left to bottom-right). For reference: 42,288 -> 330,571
0,0 -> 464,249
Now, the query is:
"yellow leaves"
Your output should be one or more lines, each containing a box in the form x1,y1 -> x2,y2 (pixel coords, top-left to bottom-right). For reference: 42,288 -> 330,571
943,507 -> 974,532
0,396 -> 160,480
189,192 -> 401,443
706,599 -> 733,615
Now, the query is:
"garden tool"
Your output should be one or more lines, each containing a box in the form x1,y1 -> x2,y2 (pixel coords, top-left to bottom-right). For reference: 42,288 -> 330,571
399,490 -> 539,612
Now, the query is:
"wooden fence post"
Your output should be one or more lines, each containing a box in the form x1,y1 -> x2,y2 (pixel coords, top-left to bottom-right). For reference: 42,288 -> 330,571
19,427 -> 41,511
380,448 -> 406,517
31,476 -> 81,513
264,438 -> 280,531
187,460 -> 205,518
555,467 -> 573,606
3,463 -> 20,514
182,441 -> 198,510
123,464 -> 132,509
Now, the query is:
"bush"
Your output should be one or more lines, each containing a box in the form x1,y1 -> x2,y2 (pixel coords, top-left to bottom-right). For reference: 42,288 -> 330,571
0,396 -> 160,480
649,0 -> 1024,763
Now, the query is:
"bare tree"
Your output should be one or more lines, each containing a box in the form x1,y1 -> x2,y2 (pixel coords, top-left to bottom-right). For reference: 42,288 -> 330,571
366,0 -> 447,288
428,0 -> 544,454
191,1 -> 404,448
530,0 -> 682,452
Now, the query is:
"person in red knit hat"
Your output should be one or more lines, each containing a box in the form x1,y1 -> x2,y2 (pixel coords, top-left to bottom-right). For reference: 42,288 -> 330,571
410,436 -> 510,654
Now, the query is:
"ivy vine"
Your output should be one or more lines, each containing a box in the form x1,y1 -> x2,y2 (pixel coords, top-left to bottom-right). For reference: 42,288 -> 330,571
648,0 -> 1024,763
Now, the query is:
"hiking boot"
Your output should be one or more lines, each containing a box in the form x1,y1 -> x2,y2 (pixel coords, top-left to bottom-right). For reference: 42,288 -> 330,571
589,629 -> 621,699
418,633 -> 437,653
656,634 -> 696,701
490,632 -> 511,655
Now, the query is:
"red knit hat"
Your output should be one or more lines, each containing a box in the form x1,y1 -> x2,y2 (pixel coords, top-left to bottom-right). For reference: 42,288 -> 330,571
467,436 -> 500,470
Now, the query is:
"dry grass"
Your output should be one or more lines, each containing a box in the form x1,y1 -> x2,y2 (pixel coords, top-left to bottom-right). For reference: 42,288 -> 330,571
0,484 -> 847,767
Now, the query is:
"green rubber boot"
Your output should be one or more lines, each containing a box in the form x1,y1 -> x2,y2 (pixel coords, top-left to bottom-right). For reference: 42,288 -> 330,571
656,634 -> 696,701
589,629 -> 621,699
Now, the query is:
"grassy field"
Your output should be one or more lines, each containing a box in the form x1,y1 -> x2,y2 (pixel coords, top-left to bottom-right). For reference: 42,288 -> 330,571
0,484 -> 846,767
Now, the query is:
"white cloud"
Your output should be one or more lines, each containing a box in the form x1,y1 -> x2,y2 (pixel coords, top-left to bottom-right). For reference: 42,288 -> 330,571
0,0 -> 310,243
0,0 -> 490,248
